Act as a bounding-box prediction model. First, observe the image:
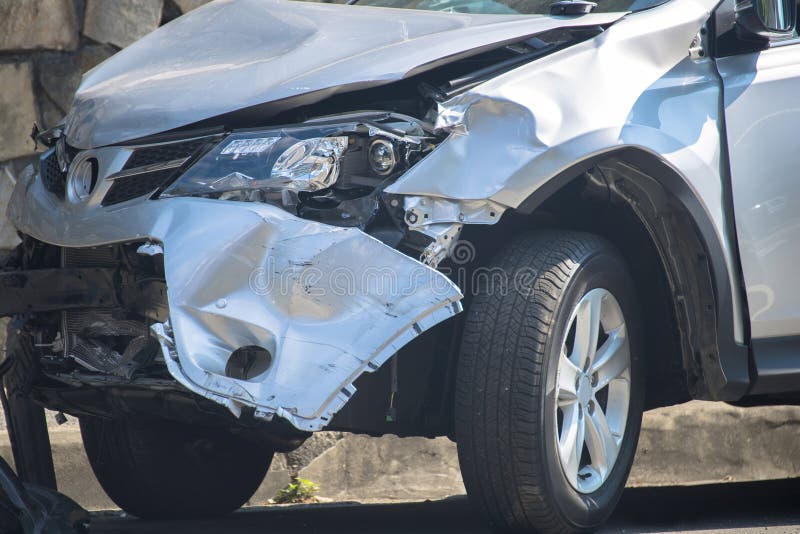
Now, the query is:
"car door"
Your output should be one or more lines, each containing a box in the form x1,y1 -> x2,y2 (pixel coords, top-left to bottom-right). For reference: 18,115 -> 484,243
716,0 -> 800,359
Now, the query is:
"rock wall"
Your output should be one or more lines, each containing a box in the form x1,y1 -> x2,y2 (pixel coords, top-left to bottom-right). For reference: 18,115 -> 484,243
0,0 -> 212,251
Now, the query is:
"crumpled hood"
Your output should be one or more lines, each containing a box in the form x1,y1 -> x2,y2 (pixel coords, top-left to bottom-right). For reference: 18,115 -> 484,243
64,0 -> 625,149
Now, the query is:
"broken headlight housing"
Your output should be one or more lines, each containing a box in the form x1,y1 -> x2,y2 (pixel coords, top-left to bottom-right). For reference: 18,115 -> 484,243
160,114 -> 435,219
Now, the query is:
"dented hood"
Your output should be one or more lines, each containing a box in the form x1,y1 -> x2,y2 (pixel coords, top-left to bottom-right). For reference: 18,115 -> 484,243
64,0 -> 625,149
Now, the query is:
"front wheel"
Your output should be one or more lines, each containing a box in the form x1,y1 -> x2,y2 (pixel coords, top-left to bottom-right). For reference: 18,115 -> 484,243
455,231 -> 644,533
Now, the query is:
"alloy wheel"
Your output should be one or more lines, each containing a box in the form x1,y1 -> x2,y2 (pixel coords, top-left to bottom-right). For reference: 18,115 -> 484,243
555,288 -> 631,494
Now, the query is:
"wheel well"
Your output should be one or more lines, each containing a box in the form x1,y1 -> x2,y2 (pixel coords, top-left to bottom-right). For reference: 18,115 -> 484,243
302,149 -> 748,436
462,149 -> 743,409
524,168 -> 691,409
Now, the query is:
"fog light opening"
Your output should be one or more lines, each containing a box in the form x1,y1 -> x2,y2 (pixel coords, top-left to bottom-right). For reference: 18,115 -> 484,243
225,346 -> 273,381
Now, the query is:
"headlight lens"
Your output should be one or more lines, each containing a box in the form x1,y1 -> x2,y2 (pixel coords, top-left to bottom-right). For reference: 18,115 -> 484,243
271,136 -> 349,191
160,114 -> 431,206
161,131 -> 349,199
368,139 -> 397,176
159,113 -> 440,230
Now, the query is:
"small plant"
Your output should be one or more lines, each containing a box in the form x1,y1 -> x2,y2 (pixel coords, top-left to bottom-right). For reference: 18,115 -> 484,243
274,474 -> 320,504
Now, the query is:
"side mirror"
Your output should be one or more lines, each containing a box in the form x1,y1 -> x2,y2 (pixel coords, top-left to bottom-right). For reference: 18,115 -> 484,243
736,0 -> 797,41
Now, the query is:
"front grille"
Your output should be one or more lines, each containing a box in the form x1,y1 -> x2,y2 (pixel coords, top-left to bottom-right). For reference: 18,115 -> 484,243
61,245 -> 151,372
101,168 -> 178,207
40,150 -> 66,198
99,136 -> 217,206
63,246 -> 118,268
122,138 -> 210,170
62,246 -> 117,362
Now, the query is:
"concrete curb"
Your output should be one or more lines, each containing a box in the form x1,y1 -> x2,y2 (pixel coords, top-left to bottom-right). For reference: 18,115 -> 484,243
630,401 -> 800,486
1,401 -> 798,510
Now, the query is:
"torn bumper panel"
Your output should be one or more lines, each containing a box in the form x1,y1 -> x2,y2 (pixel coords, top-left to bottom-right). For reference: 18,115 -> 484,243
8,167 -> 462,431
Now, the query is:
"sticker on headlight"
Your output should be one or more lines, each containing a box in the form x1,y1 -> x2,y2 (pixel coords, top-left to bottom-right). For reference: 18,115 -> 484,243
220,137 -> 280,156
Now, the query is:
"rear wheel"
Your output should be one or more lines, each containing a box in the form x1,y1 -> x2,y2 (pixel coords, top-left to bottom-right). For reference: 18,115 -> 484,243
455,231 -> 644,533
80,417 -> 272,519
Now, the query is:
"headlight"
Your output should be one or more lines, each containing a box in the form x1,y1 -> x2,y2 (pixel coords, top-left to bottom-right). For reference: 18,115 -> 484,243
367,139 -> 397,176
160,114 -> 433,211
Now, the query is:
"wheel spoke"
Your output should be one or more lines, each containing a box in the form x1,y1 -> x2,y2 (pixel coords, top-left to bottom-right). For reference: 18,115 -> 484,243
585,401 -> 619,476
557,348 -> 579,406
591,327 -> 630,391
570,290 -> 603,371
558,404 -> 585,486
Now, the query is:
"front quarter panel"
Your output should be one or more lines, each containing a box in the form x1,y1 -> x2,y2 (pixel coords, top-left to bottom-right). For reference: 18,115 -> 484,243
387,0 -> 746,345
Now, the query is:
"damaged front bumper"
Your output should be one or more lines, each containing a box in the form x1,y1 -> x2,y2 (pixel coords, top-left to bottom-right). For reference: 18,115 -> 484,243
7,165 -> 462,432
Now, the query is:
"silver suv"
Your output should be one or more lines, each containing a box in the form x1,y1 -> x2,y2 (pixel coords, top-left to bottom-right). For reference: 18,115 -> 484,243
3,0 -> 798,531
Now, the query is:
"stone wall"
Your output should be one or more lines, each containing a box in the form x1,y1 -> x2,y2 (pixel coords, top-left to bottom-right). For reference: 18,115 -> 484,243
0,0 -> 212,252
4,400 -> 800,510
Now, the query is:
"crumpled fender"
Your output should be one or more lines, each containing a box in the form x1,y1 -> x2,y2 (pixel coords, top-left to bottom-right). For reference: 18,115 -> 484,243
386,0 -> 745,342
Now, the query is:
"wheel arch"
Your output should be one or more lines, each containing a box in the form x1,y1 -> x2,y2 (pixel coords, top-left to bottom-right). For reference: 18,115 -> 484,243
508,146 -> 751,405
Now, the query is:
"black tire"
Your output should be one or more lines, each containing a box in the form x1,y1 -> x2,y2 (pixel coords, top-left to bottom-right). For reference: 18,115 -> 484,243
455,231 -> 645,533
2,322 -> 57,488
79,417 -> 273,519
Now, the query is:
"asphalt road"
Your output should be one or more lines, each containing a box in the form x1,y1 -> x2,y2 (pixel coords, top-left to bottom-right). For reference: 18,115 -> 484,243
91,478 -> 800,534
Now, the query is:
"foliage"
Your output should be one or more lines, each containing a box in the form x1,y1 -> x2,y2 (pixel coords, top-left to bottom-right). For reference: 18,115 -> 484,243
274,476 -> 320,504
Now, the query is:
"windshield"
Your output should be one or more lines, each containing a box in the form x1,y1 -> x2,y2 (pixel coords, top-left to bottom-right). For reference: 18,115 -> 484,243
348,0 -> 665,14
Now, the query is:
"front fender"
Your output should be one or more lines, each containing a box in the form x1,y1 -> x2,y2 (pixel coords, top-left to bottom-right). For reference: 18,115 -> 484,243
388,0 -> 745,346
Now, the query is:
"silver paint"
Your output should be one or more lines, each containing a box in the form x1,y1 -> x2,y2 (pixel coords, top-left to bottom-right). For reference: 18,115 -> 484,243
9,168 -> 462,431
718,44 -> 800,339
403,196 -> 506,228
10,0 -> 766,429
387,0 -> 746,342
64,0 -> 624,149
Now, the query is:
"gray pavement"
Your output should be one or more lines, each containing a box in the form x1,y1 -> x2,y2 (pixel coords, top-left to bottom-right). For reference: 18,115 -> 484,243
90,478 -> 800,534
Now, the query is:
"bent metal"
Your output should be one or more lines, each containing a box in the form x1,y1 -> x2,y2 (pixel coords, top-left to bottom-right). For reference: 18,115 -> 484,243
2,0 -> 798,532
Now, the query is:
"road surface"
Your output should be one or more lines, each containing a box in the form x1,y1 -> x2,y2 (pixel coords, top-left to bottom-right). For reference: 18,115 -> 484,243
91,478 -> 800,533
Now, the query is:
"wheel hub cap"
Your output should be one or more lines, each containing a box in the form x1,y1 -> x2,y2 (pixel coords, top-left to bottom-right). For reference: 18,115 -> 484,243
554,288 -> 631,494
